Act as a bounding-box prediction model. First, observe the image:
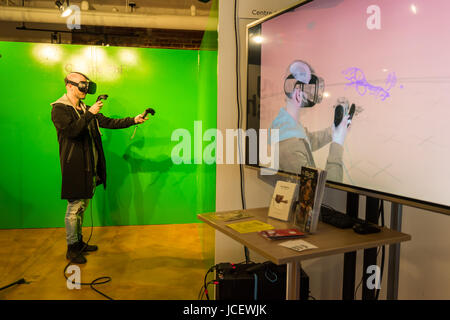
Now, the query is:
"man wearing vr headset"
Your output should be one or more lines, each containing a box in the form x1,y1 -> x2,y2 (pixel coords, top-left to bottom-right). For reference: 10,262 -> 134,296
269,60 -> 351,182
51,72 -> 148,264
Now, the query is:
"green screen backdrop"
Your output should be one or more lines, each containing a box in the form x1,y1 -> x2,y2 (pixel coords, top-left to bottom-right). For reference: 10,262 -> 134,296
0,41 -> 217,229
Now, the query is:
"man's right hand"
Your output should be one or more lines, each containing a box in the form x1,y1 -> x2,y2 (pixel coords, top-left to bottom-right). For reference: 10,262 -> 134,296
88,101 -> 103,115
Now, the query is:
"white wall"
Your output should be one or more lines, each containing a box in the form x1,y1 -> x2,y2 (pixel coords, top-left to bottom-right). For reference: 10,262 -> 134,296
216,0 -> 450,300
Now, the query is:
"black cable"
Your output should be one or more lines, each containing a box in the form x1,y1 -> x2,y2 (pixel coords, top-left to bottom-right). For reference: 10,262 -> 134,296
198,269 -> 211,300
234,0 -> 251,264
203,265 -> 215,300
234,0 -> 246,211
200,280 -> 217,300
0,278 -> 27,292
375,245 -> 386,300
354,274 -> 364,298
197,283 -> 205,300
375,200 -> 386,300
200,286 -> 206,300
199,264 -> 219,300
199,262 -> 255,300
63,193 -> 113,300
354,246 -> 381,298
200,267 -> 216,300
198,268 -> 208,300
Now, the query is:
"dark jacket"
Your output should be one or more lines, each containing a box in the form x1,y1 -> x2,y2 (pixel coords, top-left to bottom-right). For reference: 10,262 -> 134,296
51,94 -> 136,199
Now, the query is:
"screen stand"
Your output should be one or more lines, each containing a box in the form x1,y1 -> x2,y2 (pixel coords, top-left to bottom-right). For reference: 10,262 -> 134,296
362,196 -> 379,300
387,202 -> 403,300
342,192 -> 359,300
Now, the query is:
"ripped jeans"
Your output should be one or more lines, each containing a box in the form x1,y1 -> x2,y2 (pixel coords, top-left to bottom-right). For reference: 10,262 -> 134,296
65,199 -> 90,245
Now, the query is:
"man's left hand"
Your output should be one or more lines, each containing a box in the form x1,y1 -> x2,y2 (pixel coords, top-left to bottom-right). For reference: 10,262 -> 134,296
332,114 -> 350,145
134,114 -> 148,124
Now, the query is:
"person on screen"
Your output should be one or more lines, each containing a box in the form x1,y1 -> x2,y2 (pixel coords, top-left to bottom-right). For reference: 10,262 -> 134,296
51,72 -> 149,264
269,60 -> 351,182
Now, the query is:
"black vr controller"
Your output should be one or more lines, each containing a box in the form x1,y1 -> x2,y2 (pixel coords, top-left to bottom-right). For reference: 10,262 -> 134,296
334,103 -> 356,127
96,94 -> 108,102
142,108 -> 155,118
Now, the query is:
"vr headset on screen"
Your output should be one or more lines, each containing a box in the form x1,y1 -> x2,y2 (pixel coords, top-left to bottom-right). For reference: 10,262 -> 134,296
64,72 -> 97,94
284,60 -> 324,108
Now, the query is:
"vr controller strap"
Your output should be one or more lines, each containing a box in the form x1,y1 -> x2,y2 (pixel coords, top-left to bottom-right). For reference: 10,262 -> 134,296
130,111 -> 143,140
130,108 -> 155,140
130,125 -> 138,140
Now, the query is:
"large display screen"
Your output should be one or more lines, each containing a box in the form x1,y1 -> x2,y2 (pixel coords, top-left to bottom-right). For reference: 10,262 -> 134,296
246,0 -> 450,213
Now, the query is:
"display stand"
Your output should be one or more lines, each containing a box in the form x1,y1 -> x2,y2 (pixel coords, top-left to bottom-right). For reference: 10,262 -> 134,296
362,196 -> 380,300
341,194 -> 405,300
342,192 -> 359,300
387,203 -> 403,300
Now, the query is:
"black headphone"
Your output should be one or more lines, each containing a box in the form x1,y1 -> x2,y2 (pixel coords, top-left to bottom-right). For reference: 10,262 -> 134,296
64,72 -> 97,94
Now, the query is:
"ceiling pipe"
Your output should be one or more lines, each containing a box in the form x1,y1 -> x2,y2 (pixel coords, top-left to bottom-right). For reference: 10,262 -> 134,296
0,6 -> 217,31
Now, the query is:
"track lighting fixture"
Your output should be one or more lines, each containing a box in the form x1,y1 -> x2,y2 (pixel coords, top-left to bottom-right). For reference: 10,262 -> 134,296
55,0 -> 73,18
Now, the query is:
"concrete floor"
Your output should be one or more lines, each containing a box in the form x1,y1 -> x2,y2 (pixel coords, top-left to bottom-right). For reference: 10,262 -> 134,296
0,223 -> 215,300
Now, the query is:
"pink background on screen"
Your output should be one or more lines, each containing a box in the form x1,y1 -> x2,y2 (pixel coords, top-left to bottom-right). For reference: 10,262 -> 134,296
259,0 -> 450,206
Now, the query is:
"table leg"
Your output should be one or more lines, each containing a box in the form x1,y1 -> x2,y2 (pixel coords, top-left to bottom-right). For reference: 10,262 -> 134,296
286,261 -> 301,300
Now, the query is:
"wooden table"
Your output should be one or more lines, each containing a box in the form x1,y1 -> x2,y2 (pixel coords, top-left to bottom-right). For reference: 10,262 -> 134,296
197,207 -> 411,300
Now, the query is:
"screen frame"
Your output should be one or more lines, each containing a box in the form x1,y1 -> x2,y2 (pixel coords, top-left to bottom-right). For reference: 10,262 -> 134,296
244,0 -> 450,216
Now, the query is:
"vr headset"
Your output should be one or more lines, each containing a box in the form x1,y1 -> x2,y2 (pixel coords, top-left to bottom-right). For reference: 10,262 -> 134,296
284,61 -> 324,108
64,72 -> 97,95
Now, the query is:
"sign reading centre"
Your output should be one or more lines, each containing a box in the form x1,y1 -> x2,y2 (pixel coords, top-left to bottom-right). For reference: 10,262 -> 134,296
238,0 -> 300,19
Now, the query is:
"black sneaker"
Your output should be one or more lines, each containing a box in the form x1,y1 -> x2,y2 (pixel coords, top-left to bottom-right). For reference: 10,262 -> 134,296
78,236 -> 98,252
66,243 -> 87,264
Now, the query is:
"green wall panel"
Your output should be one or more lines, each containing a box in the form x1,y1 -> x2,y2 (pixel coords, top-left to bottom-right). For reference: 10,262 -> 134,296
0,41 -> 217,229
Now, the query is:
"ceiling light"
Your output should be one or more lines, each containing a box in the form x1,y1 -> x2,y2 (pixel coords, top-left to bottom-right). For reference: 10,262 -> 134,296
55,0 -> 73,18
61,7 -> 73,17
252,36 -> 264,44
33,44 -> 62,64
